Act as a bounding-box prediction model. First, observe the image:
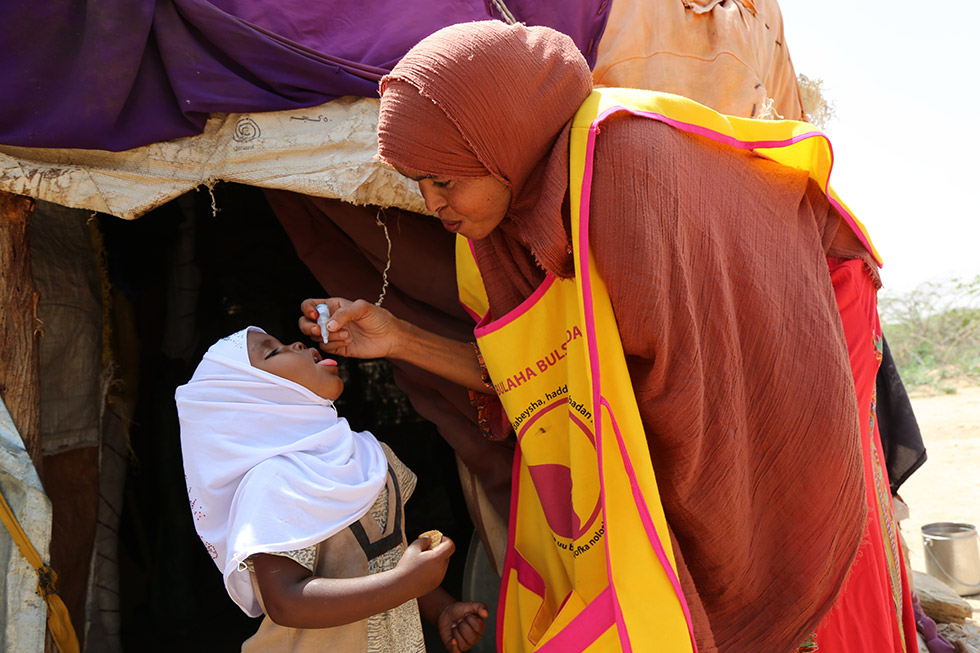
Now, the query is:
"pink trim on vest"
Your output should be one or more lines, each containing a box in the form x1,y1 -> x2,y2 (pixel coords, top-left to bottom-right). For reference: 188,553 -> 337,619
497,441 -> 524,651
474,274 -> 558,336
579,118 -> 635,653
577,114 -> 698,652
535,586 -> 617,653
461,302 -> 484,323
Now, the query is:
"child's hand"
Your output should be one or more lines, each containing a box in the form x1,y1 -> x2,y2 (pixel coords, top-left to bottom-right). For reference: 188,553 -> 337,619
437,601 -> 488,652
395,534 -> 456,596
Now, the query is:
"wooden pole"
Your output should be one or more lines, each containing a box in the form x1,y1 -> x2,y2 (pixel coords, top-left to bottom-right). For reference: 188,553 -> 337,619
0,190 -> 43,479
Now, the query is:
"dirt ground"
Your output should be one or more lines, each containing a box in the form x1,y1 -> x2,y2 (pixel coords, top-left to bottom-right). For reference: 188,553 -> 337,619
898,384 -> 980,611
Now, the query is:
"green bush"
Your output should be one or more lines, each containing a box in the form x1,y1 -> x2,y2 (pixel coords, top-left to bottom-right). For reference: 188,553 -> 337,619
879,276 -> 980,393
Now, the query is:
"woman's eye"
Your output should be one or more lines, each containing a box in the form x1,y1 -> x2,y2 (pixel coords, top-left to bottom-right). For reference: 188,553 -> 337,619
433,180 -> 450,188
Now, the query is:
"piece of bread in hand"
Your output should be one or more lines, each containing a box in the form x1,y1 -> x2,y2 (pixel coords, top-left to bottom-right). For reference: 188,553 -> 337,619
419,529 -> 443,550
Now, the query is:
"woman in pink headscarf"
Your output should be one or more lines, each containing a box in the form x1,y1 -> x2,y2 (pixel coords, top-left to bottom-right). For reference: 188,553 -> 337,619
299,19 -> 914,653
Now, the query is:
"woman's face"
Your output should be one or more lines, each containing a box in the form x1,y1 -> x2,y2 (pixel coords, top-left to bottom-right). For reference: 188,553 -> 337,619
247,331 -> 344,401
405,171 -> 512,240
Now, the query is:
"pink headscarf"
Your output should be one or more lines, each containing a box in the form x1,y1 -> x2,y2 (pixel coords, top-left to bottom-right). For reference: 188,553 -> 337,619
378,20 -> 593,282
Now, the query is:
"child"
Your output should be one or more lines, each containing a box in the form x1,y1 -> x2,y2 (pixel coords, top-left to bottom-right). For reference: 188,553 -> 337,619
176,326 -> 487,651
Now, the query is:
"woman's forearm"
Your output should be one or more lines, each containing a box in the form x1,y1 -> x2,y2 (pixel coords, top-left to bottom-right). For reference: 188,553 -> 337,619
391,318 -> 493,393
305,297 -> 493,393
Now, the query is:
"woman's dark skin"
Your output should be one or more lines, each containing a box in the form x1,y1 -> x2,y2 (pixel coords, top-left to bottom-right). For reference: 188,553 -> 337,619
299,296 -> 493,395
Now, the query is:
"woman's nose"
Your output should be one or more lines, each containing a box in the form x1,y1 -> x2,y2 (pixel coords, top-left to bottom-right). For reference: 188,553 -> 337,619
419,181 -> 447,213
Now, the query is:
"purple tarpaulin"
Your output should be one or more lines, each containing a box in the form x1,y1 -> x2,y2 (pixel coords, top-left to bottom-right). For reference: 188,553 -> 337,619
0,0 -> 609,151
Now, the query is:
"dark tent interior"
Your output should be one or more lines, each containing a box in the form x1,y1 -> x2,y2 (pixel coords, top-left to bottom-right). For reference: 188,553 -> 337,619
96,183 -> 474,650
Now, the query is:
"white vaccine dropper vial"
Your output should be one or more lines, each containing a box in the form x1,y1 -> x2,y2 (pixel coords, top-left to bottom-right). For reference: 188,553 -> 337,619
316,304 -> 330,344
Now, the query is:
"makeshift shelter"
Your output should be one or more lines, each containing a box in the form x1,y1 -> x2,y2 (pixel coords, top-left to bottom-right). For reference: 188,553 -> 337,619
0,1 -> 805,650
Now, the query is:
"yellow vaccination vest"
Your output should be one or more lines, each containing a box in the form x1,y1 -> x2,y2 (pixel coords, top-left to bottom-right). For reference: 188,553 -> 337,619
456,88 -> 877,653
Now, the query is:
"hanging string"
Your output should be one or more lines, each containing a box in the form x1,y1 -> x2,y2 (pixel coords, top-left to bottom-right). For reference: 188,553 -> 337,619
375,208 -> 391,307
202,180 -> 220,217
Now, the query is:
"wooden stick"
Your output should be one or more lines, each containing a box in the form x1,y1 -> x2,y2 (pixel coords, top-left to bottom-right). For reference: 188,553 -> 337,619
0,190 -> 43,480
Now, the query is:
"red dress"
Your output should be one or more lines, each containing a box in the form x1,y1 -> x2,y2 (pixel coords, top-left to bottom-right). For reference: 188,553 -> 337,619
814,258 -> 918,652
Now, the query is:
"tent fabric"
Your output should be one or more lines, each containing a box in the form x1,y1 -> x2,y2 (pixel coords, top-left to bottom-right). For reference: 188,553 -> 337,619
0,0 -> 609,152
0,398 -> 52,653
0,0 -> 803,223
0,97 -> 426,220
31,201 -> 105,455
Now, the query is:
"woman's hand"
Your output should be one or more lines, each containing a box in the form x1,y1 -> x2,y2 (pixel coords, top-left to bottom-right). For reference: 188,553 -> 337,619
394,534 -> 456,597
437,600 -> 488,652
299,297 -> 492,392
299,297 -> 401,360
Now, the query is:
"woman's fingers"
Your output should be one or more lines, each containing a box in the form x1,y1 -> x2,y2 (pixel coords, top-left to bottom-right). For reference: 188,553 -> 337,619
299,298 -> 356,341
300,297 -> 327,317
299,298 -> 325,337
300,297 -> 399,360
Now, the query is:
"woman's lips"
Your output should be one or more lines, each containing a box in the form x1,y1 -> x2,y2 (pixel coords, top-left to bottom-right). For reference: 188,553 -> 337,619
441,219 -> 461,233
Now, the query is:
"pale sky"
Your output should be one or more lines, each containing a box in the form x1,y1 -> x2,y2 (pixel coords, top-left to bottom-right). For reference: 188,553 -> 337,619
778,2 -> 980,299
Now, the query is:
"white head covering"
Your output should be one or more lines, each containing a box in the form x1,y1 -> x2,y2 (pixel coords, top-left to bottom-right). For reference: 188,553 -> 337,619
175,326 -> 389,617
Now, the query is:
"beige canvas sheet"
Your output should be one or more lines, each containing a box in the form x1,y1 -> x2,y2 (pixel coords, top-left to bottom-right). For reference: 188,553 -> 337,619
0,97 -> 426,220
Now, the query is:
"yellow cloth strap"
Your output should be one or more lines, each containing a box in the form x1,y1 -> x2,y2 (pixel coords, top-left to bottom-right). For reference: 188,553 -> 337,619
0,487 -> 80,653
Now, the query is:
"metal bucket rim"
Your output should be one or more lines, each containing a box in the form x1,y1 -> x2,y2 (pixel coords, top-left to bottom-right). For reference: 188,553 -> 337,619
922,522 -> 978,540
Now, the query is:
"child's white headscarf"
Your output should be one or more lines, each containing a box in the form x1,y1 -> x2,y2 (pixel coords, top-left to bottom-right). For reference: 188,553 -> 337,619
175,326 -> 388,617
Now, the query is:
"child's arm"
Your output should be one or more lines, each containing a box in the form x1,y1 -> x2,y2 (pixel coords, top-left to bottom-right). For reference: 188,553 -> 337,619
418,588 -> 488,652
252,535 -> 454,629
